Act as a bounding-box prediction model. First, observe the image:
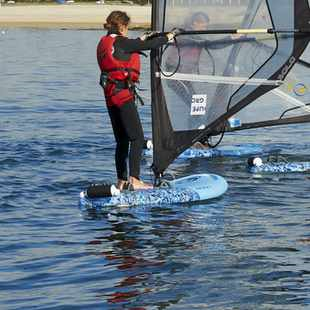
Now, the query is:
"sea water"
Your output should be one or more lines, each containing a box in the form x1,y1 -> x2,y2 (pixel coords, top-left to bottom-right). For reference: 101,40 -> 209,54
0,29 -> 310,310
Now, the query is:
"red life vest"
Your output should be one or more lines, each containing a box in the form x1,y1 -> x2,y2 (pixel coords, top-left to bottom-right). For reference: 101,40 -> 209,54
97,34 -> 141,107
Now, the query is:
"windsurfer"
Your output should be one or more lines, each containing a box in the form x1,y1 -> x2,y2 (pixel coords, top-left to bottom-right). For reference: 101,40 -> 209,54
97,10 -> 175,191
165,12 -> 211,105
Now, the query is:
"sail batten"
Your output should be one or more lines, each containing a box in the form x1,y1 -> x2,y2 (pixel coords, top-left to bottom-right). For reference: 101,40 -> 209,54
272,89 -> 310,113
157,72 -> 282,86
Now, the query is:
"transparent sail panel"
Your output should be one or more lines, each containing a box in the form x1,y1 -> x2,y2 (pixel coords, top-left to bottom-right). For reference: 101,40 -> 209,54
234,58 -> 310,123
156,0 -> 298,132
160,35 -> 279,131
164,0 -> 251,30
158,0 -> 280,131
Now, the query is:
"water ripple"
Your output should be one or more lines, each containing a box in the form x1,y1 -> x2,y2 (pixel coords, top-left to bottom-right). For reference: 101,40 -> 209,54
0,29 -> 310,310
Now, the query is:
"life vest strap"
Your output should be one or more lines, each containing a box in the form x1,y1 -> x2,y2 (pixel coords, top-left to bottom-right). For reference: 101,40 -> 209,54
105,67 -> 140,76
99,72 -> 144,106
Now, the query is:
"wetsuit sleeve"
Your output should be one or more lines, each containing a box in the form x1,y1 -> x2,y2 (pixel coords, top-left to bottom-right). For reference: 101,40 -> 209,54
115,36 -> 168,53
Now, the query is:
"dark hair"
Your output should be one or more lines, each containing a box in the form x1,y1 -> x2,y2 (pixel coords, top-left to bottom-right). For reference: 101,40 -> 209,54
104,11 -> 130,32
189,12 -> 210,25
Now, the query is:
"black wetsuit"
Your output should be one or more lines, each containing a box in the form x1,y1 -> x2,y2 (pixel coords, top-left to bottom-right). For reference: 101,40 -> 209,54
103,33 -> 168,180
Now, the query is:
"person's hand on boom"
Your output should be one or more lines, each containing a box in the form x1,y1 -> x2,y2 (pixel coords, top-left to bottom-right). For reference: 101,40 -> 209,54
166,28 -> 181,42
140,31 -> 159,41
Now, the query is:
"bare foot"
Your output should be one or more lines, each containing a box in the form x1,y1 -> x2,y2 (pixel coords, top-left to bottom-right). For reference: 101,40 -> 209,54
193,141 -> 208,149
116,179 -> 129,191
129,176 -> 153,190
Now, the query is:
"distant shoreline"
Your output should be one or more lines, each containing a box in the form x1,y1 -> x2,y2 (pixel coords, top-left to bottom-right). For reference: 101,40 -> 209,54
0,4 -> 151,29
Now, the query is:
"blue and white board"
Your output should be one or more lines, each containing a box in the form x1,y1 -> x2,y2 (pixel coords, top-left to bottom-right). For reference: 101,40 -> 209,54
79,174 -> 228,211
248,159 -> 310,173
144,144 -> 263,160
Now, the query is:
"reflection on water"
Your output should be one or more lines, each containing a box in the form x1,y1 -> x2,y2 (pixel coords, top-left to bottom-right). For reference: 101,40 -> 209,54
84,205 -> 225,308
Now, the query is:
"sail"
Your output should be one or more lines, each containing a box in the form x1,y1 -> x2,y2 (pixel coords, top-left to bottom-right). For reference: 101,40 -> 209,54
150,0 -> 310,177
